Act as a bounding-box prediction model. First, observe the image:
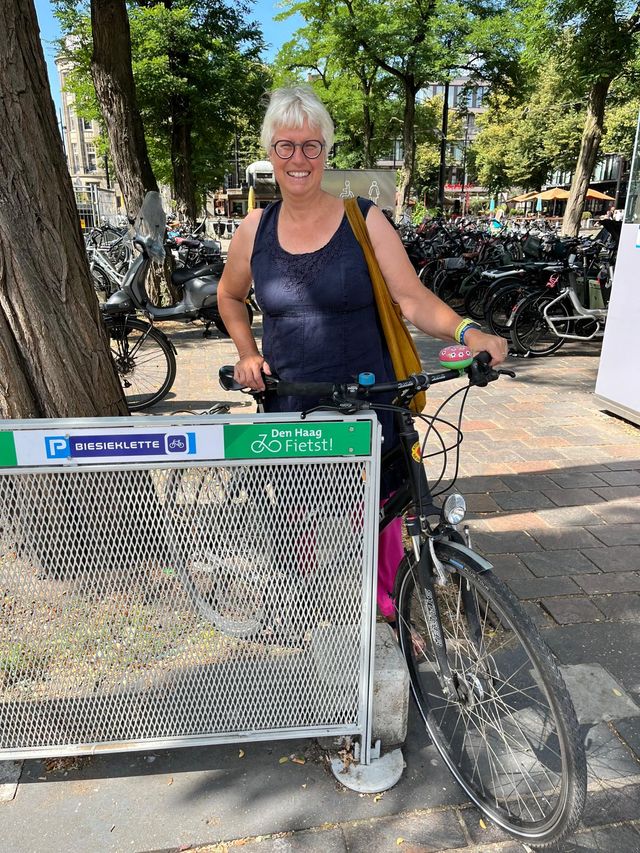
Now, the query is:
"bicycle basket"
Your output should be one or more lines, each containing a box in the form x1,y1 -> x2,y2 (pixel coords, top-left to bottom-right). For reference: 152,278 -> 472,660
522,235 -> 542,258
550,239 -> 573,260
443,256 -> 467,270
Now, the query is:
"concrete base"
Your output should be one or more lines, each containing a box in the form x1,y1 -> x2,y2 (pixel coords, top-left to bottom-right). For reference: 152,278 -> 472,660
318,622 -> 409,750
330,747 -> 404,793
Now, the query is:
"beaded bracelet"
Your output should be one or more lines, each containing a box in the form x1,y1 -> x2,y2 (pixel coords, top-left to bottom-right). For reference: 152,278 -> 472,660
454,318 -> 481,345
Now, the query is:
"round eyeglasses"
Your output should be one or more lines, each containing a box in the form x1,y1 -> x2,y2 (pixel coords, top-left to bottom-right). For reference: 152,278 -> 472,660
271,140 -> 325,160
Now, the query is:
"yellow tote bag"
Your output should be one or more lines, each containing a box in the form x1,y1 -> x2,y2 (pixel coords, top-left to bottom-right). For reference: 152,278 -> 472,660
344,198 -> 426,413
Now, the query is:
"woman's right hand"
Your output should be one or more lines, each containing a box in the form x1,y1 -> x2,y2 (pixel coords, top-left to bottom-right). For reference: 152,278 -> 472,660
234,354 -> 271,391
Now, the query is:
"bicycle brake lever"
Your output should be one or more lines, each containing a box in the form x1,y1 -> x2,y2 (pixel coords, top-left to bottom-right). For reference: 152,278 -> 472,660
498,368 -> 516,378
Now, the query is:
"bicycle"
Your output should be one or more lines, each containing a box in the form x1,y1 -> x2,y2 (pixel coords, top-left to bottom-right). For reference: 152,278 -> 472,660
509,245 -> 610,356
216,351 -> 587,847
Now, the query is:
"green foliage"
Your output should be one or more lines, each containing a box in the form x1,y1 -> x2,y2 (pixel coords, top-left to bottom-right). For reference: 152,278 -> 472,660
470,60 -> 586,193
54,0 -> 270,197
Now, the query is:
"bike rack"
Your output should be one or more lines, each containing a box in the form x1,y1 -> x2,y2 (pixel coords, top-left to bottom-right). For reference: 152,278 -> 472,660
0,412 -> 401,789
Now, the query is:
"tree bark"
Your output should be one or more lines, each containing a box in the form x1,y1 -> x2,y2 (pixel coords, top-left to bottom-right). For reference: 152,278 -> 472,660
90,0 -> 158,218
0,1 -> 128,418
562,78 -> 612,237
396,81 -> 417,220
170,103 -> 197,222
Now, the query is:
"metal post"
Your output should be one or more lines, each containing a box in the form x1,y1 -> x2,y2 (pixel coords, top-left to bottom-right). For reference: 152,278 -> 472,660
438,81 -> 450,214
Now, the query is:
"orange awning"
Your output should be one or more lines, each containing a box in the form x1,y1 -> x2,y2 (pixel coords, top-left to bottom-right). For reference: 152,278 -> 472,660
585,187 -> 615,201
509,191 -> 539,202
537,187 -> 570,201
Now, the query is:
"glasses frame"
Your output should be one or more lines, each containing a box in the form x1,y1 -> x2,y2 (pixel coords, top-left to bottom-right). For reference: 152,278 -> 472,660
270,140 -> 325,160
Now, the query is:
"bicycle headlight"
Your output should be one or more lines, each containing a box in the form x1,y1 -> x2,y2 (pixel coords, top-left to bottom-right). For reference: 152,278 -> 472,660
443,493 -> 466,525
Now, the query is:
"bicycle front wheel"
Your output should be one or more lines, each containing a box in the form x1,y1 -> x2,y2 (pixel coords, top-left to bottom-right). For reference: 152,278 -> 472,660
395,542 -> 586,847
104,315 -> 176,411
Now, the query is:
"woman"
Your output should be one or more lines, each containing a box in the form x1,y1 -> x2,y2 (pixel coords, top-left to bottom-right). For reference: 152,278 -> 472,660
218,85 -> 508,619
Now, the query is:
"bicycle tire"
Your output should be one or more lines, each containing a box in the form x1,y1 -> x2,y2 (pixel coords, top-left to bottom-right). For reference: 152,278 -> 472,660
435,274 -> 465,313
486,283 -> 533,338
463,280 -> 490,320
91,265 -> 113,299
104,315 -> 176,411
510,292 -> 570,356
395,541 -> 586,847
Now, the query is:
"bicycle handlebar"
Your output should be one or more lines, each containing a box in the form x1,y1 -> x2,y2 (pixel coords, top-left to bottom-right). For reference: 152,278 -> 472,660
219,351 -> 515,409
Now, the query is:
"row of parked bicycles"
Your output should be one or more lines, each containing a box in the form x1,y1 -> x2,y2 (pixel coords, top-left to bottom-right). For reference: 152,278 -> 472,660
399,215 -> 618,357
84,203 -> 617,415
84,204 -> 256,412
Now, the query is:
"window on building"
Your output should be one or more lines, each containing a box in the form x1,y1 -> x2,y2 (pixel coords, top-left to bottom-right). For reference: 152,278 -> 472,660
86,144 -> 97,173
71,142 -> 79,174
82,118 -> 93,131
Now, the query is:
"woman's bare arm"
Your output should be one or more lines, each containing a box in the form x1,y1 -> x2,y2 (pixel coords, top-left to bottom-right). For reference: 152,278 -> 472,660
217,209 -> 270,389
365,205 -> 508,364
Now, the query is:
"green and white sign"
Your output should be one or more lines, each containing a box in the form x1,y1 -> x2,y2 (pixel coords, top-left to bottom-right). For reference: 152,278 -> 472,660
224,421 -> 372,459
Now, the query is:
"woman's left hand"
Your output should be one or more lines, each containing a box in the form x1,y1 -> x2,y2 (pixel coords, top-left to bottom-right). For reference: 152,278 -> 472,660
464,328 -> 509,366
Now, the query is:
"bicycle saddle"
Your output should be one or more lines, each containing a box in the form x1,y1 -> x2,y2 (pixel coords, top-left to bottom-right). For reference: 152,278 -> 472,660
172,263 -> 220,286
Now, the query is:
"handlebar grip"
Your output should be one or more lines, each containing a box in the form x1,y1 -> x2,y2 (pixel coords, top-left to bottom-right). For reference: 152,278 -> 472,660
276,381 -> 334,398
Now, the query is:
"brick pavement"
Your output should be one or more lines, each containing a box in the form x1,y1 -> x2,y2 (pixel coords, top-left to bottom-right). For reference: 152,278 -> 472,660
2,319 -> 640,852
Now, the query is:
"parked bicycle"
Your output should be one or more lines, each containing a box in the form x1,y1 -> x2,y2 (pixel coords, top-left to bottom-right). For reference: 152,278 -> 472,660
509,246 -> 610,356
215,350 -> 587,847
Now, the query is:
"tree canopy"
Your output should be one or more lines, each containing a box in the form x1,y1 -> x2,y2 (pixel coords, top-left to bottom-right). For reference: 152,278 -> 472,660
55,0 -> 270,217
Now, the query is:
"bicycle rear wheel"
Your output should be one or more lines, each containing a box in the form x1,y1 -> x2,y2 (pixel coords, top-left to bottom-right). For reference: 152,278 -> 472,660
510,292 -> 570,356
104,315 -> 176,411
395,542 -> 586,847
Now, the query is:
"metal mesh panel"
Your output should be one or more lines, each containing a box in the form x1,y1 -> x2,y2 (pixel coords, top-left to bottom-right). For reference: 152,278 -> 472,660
0,458 -> 374,757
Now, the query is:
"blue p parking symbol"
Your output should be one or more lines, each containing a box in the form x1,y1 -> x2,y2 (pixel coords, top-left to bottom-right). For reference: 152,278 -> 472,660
45,436 -> 71,459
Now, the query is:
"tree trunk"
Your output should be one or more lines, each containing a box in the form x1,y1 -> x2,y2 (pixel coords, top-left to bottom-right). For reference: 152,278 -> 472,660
0,1 -> 128,418
90,0 -> 158,218
396,81 -> 417,220
561,78 -> 612,237
170,96 -> 197,222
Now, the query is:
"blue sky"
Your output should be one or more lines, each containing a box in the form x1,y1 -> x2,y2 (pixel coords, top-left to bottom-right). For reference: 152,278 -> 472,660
34,0 -> 302,113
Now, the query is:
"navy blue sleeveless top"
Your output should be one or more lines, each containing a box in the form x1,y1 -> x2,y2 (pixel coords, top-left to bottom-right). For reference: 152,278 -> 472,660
251,196 -> 397,460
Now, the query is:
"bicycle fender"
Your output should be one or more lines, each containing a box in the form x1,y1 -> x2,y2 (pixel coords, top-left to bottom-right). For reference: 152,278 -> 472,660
148,324 -> 178,355
435,540 -> 493,573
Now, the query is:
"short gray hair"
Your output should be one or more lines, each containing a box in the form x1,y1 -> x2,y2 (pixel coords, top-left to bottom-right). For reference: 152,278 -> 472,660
260,86 -> 334,154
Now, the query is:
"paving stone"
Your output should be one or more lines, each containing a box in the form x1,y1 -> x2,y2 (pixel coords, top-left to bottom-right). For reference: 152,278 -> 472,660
528,527 -> 603,550
575,573 -> 640,595
590,523 -> 640,546
521,600 -> 555,628
520,549 -> 600,577
546,471 -> 608,489
485,511 -> 549,532
473,530 -> 542,554
582,721 -> 640,781
457,475 -> 510,493
614,717 -> 640,758
594,593 -> 640,622
593,485 -> 640,501
580,545 -> 640,572
340,808 -> 467,852
499,474 -> 559,492
492,491 -> 555,511
590,499 -> 640,525
488,553 -> 534,580
545,623 -> 640,696
508,575 -> 581,599
458,806 -> 511,844
582,781 -> 640,828
463,492 -> 502,512
542,487 -> 605,507
560,664 -> 640,723
606,460 -> 640,471
537,505 -> 607,526
564,823 -> 640,851
542,597 -> 605,624
598,470 -> 640,486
